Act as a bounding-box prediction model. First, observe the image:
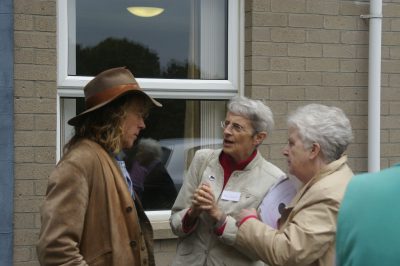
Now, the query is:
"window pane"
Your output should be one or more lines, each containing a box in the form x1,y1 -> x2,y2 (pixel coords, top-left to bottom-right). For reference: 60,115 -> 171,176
61,98 -> 225,210
70,0 -> 228,80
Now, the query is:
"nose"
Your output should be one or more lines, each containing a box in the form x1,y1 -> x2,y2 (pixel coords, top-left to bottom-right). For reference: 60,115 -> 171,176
139,117 -> 146,130
282,144 -> 289,156
223,126 -> 233,136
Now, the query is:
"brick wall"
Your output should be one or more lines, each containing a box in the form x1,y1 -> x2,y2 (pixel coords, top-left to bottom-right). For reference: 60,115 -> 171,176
245,0 -> 400,173
14,0 -> 57,264
13,0 -> 400,265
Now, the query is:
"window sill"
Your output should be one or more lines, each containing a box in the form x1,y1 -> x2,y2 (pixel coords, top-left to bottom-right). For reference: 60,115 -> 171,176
151,220 -> 177,240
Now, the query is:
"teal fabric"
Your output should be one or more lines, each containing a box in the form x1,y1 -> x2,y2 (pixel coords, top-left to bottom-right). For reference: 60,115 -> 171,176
0,1 -> 14,265
336,164 -> 400,266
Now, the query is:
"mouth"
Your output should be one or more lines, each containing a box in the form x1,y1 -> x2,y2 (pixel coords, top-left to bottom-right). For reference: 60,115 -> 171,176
223,139 -> 234,146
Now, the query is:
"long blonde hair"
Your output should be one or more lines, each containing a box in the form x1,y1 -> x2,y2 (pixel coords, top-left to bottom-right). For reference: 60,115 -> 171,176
64,94 -> 150,155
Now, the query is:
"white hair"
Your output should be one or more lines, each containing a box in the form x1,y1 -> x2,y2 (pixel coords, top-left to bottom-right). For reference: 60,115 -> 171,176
135,138 -> 162,165
287,104 -> 353,163
228,95 -> 274,134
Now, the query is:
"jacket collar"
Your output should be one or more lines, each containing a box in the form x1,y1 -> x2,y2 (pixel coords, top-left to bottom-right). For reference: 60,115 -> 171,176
289,155 -> 348,207
216,148 -> 263,171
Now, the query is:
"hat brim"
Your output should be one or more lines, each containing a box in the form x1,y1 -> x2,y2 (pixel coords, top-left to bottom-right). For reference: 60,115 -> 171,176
68,88 -> 161,126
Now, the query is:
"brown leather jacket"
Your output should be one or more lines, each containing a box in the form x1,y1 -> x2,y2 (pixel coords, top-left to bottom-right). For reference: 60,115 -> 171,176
37,139 -> 154,266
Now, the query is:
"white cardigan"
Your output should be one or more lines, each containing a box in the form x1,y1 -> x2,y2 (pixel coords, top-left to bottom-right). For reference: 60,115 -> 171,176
170,149 -> 285,266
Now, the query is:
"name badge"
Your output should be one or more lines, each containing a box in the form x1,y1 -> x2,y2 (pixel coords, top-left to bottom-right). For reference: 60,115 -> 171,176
221,190 -> 241,202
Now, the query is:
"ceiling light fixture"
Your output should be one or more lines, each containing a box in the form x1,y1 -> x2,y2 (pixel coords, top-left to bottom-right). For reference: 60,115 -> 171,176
127,6 -> 164,17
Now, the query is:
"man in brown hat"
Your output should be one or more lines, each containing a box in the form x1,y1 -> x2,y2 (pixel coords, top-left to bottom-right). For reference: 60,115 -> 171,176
37,67 -> 161,266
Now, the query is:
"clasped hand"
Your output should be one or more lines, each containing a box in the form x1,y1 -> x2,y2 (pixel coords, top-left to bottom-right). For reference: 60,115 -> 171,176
189,183 -> 260,225
190,183 -> 223,222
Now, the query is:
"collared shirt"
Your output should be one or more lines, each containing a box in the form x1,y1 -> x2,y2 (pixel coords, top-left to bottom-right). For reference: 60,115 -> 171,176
115,157 -> 135,199
219,149 -> 257,188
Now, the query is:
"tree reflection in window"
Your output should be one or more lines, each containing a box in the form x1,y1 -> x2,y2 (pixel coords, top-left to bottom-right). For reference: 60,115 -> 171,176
76,37 -> 190,78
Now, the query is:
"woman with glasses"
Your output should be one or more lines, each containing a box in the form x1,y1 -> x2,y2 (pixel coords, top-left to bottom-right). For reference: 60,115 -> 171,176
170,95 -> 285,266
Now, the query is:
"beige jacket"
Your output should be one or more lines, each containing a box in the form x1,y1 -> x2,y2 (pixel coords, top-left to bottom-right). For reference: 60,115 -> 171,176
235,155 -> 353,266
170,149 -> 285,266
37,139 -> 154,266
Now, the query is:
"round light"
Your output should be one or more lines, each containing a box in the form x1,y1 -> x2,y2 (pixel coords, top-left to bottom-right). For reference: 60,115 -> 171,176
127,7 -> 164,17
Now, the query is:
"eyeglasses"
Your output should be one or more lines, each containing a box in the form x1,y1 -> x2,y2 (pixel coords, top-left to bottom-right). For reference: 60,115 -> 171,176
220,120 -> 247,133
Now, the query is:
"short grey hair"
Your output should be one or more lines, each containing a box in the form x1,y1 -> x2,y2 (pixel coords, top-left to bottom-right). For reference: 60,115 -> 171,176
135,138 -> 162,166
287,104 -> 353,163
227,95 -> 274,134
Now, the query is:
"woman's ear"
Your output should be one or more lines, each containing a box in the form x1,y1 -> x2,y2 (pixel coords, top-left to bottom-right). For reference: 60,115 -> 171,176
254,132 -> 267,146
309,143 -> 321,159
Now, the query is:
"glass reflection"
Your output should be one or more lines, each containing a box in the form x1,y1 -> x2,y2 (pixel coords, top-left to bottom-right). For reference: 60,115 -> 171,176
64,97 -> 225,210
71,0 -> 227,79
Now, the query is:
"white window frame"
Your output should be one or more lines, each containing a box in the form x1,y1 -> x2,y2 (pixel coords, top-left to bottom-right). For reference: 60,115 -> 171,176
56,0 -> 244,225
57,0 -> 244,99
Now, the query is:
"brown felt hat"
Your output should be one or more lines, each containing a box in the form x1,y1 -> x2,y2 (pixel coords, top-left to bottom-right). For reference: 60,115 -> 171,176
68,67 -> 162,126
